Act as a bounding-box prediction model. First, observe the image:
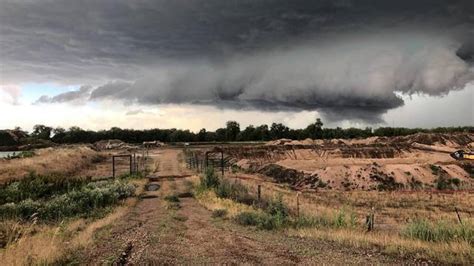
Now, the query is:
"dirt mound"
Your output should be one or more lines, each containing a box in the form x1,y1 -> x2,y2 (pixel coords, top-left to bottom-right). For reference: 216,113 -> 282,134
258,164 -> 326,190
389,133 -> 473,147
265,133 -> 473,148
94,139 -> 137,150
265,139 -> 293,146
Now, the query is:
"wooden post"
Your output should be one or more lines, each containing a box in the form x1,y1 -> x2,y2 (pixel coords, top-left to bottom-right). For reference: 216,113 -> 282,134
455,207 -> 463,225
112,156 -> 115,178
366,207 -> 375,232
296,192 -> 300,217
129,155 -> 132,175
257,185 -> 261,201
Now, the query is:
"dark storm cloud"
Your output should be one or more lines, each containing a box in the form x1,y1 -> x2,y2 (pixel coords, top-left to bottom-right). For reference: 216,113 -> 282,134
1,0 -> 473,122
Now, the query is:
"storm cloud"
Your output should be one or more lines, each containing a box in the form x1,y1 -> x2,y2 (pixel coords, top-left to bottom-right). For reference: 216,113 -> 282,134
1,0 -> 473,122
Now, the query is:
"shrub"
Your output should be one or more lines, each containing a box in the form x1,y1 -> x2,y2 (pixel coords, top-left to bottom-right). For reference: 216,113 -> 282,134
0,172 -> 88,204
199,167 -> 220,190
235,212 -> 260,226
234,210 -> 287,230
215,179 -> 253,204
164,195 -> 180,202
211,209 -> 228,218
0,180 -> 135,221
266,195 -> 289,218
436,176 -> 461,190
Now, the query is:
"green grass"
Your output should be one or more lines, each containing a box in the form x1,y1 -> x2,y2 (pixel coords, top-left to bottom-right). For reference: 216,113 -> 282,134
0,180 -> 135,221
402,219 -> 473,244
0,173 -> 136,222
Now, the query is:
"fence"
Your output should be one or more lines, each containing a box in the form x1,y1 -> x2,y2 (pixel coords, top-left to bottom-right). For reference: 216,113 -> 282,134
112,150 -> 149,178
184,149 -> 234,176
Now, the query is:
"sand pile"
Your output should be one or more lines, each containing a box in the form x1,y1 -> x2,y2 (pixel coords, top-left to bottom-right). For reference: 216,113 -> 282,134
94,139 -> 131,150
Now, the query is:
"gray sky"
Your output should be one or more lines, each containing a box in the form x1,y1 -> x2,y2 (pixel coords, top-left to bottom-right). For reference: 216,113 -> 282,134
0,0 -> 473,130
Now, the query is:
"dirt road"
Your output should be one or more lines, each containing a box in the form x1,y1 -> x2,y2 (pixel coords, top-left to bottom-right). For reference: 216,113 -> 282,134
79,149 -> 408,264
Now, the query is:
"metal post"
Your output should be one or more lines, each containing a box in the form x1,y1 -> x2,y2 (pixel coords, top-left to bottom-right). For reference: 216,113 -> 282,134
129,155 -> 132,175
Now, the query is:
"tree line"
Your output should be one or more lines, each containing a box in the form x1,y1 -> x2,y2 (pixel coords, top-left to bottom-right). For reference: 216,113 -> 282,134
3,120 -> 473,145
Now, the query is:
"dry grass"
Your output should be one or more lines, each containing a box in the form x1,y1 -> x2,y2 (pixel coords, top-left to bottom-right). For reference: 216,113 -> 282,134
289,228 -> 474,264
229,174 -> 474,231
0,145 -> 103,184
195,190 -> 258,218
0,179 -> 146,265
206,173 -> 474,263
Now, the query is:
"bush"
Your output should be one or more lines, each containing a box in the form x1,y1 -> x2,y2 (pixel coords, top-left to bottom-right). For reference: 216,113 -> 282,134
199,167 -> 220,190
234,210 -> 287,230
0,180 -> 135,221
436,175 -> 461,190
211,209 -> 228,218
266,195 -> 289,218
164,195 -> 180,202
215,179 -> 254,204
0,172 -> 88,204
402,219 -> 474,244
235,212 -> 261,226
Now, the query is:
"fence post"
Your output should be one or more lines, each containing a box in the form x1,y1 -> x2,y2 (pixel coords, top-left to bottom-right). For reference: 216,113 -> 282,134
257,185 -> 261,201
129,155 -> 132,175
296,192 -> 300,218
112,156 -> 115,178
366,207 -> 375,232
455,207 -> 463,225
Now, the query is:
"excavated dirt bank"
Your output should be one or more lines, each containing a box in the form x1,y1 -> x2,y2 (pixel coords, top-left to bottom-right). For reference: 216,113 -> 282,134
228,133 -> 474,191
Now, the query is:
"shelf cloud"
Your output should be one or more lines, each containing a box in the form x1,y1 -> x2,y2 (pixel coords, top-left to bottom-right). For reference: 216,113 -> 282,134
1,0 -> 473,122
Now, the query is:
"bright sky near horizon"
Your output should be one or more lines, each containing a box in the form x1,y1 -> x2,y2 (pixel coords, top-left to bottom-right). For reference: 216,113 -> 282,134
0,0 -> 473,131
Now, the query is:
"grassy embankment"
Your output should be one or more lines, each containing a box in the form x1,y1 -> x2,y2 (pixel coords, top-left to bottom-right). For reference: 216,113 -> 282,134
0,171 -> 144,264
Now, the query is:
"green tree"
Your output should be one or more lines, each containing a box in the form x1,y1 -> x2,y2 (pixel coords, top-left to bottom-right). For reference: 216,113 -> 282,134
225,121 -> 240,141
270,123 -> 289,140
198,128 -> 207,141
31,124 -> 52,140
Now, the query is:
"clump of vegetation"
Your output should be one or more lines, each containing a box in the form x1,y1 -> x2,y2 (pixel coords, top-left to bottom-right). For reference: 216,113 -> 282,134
211,209 -> 228,218
292,209 -> 358,230
166,202 -> 181,210
402,219 -> 473,244
235,211 -> 287,230
164,195 -> 180,202
215,179 -> 254,205
0,179 -> 135,221
0,172 -> 89,204
199,167 -> 220,190
6,150 -> 35,160
172,214 -> 188,222
435,175 -> 461,190
408,177 -> 423,190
